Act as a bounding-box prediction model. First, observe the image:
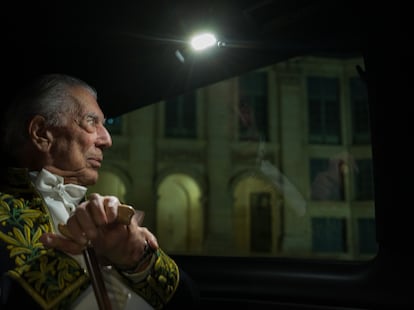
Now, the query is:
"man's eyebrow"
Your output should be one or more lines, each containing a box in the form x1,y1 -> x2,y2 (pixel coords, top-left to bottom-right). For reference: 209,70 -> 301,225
83,112 -> 104,121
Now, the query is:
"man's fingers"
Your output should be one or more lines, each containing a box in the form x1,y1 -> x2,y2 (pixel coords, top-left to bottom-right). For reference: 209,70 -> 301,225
40,233 -> 86,255
103,196 -> 120,223
135,210 -> 145,225
143,230 -> 159,250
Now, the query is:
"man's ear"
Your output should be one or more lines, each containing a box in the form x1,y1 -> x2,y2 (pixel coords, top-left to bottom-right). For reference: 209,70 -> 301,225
28,115 -> 53,152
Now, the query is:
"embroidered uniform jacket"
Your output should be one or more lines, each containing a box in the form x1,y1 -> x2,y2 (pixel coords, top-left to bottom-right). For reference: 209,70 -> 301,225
0,168 -> 179,310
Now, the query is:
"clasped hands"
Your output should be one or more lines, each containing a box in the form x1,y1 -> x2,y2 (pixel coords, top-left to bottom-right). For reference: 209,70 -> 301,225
40,193 -> 158,270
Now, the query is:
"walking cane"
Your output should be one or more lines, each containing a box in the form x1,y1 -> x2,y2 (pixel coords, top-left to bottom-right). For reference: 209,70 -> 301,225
59,204 -> 137,310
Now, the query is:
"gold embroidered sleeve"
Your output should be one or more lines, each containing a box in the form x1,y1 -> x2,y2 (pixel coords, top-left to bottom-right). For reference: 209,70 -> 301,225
119,248 -> 180,309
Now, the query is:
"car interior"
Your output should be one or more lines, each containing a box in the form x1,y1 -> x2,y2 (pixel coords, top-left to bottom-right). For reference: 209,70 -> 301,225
3,0 -> 407,309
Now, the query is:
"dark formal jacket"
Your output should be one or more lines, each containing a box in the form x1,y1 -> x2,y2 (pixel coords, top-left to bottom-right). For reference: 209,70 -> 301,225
0,168 -> 180,310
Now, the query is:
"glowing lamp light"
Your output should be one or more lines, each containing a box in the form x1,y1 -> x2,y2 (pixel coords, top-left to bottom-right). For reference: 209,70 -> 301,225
190,33 -> 217,51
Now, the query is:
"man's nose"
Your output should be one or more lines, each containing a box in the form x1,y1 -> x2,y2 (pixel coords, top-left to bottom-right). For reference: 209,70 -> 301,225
97,125 -> 112,148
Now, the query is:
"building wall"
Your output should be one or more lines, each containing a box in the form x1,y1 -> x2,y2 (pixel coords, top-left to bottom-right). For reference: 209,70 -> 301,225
91,56 -> 375,260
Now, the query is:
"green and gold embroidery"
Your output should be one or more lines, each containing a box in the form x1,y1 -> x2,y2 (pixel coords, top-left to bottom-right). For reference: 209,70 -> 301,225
1,169 -> 180,309
1,191 -> 89,310
0,195 -> 48,268
121,249 -> 180,309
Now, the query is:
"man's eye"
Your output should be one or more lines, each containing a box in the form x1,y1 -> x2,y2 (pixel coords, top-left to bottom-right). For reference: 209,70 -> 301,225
85,116 -> 98,126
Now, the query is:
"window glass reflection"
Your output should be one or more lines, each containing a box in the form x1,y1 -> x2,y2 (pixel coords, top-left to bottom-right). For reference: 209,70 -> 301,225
93,56 -> 376,260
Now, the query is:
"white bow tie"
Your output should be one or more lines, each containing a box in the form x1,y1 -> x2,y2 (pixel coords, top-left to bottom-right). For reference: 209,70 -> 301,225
34,168 -> 87,206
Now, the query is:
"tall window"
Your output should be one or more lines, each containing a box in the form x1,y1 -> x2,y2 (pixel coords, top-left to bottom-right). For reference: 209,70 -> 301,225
358,218 -> 378,255
354,159 -> 374,200
238,71 -> 269,141
165,92 -> 197,138
310,158 -> 345,201
250,192 -> 272,252
350,77 -> 370,144
312,217 -> 347,253
307,77 -> 341,144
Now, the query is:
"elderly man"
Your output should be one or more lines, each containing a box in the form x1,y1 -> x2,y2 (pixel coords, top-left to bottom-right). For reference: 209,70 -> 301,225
0,74 -> 198,309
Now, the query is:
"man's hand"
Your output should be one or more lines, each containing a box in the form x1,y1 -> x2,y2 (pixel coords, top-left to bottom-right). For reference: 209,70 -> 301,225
40,193 -> 159,268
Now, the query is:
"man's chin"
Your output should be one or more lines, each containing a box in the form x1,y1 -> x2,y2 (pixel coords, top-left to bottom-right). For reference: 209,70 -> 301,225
81,171 -> 99,186
43,166 -> 100,186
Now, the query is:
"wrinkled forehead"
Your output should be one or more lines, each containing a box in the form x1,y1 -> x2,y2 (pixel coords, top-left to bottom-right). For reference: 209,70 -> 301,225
70,86 -> 104,118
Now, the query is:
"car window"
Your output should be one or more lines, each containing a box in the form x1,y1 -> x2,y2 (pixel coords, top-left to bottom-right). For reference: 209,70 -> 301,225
89,54 -> 376,261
